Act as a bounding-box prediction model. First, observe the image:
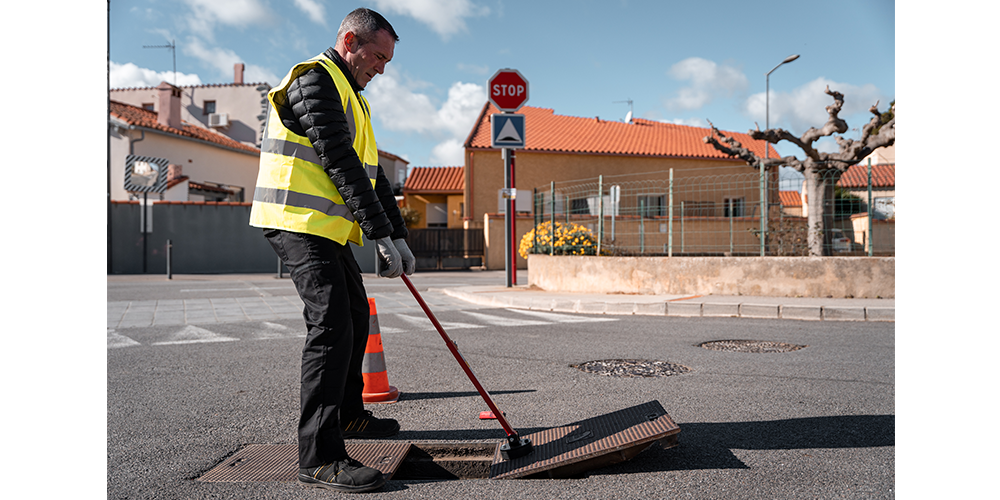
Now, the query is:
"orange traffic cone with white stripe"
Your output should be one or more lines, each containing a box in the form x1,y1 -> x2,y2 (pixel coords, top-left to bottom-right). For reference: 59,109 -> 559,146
362,298 -> 399,403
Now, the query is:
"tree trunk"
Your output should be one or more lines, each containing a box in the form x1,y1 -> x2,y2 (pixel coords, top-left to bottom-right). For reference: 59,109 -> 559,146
803,169 -> 824,256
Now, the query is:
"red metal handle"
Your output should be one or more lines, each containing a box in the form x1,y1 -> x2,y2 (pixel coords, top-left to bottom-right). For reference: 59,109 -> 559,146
399,274 -> 518,438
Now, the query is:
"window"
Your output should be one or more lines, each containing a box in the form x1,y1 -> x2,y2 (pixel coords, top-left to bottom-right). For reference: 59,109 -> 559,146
637,195 -> 665,217
873,197 -> 895,219
682,201 -> 715,217
203,100 -> 216,115
426,203 -> 447,228
723,197 -> 744,217
142,103 -> 155,111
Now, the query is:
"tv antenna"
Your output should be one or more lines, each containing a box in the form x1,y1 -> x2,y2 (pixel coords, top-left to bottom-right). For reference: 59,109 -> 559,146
614,98 -> 633,123
143,39 -> 176,85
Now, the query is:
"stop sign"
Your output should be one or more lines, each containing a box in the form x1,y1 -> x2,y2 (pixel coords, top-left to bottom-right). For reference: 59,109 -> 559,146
488,69 -> 529,112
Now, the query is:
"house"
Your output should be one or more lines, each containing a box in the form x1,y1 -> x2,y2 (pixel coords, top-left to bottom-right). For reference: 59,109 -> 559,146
110,64 -> 270,148
838,161 -> 895,220
779,190 -> 804,217
462,104 -> 779,268
108,84 -> 261,203
402,166 -> 464,228
110,63 -> 410,192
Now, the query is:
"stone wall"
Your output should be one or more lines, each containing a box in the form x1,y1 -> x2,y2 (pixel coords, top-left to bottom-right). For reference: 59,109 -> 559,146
527,254 -> 894,298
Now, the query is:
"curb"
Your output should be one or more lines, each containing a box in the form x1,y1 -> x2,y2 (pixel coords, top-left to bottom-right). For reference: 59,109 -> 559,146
439,289 -> 895,322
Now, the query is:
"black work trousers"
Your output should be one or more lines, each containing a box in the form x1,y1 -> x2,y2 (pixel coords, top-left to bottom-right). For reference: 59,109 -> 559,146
264,229 -> 370,468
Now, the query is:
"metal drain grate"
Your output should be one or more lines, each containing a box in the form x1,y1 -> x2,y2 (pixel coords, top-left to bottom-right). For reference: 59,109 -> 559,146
698,340 -> 806,353
571,359 -> 692,377
197,442 -> 411,482
489,400 -> 680,479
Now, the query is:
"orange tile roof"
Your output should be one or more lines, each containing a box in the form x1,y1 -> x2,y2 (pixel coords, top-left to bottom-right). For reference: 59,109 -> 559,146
109,100 -> 260,154
779,190 -> 802,207
403,166 -> 464,193
110,82 -> 269,91
838,163 -> 895,189
464,104 -> 779,160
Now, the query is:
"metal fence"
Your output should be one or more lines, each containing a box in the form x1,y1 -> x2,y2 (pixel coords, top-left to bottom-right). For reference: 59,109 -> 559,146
529,165 -> 894,257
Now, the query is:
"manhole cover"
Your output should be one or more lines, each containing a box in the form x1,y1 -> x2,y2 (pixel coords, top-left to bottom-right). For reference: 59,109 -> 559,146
698,340 -> 806,353
571,359 -> 692,377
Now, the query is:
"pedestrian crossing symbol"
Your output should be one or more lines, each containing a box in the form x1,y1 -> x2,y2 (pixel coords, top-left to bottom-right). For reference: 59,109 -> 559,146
491,113 -> 525,148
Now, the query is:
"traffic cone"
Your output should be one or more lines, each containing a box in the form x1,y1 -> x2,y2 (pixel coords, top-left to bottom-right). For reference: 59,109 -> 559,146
362,298 -> 399,403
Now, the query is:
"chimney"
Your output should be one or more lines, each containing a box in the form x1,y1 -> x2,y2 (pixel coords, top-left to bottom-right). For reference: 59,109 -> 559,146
234,63 -> 245,85
156,81 -> 183,130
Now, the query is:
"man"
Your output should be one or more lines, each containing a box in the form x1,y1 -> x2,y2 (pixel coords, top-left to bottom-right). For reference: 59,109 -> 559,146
249,7 -> 414,494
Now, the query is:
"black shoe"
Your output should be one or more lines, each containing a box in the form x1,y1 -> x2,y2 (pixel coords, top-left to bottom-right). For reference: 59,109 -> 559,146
341,410 -> 400,438
298,458 -> 386,493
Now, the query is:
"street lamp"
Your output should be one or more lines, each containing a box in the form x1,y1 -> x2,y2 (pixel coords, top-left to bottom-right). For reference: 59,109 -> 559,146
761,54 -> 799,256
765,54 -> 800,159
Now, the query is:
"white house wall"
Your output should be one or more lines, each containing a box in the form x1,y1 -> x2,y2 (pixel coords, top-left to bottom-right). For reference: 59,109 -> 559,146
110,127 -> 260,202
111,84 -> 270,146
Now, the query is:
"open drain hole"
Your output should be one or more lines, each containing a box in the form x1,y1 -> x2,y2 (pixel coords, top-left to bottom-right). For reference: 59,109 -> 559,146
698,340 -> 806,353
571,359 -> 692,377
394,443 -> 497,480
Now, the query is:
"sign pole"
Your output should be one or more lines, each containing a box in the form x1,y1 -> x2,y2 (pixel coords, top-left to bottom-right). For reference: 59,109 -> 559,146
510,150 -> 517,286
503,147 -> 512,288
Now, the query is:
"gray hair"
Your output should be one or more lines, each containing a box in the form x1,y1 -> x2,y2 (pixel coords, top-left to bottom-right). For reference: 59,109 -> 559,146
338,8 -> 399,45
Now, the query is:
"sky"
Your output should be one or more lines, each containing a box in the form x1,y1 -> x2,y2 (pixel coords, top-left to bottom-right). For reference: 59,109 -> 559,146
108,0 -> 895,177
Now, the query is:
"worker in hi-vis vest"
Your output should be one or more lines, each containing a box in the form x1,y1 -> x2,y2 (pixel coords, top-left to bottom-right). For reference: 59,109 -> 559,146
249,8 -> 411,494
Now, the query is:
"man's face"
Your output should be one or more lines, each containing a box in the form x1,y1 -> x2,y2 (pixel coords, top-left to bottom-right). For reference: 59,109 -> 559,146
342,29 -> 394,89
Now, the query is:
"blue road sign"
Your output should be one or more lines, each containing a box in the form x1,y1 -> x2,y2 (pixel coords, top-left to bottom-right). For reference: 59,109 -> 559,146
491,113 -> 525,149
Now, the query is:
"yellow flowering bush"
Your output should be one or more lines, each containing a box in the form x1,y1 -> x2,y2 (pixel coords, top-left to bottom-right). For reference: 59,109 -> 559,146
518,221 -> 601,259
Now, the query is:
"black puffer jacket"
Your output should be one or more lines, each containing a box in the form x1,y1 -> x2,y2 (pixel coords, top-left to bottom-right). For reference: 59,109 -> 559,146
275,48 -> 407,241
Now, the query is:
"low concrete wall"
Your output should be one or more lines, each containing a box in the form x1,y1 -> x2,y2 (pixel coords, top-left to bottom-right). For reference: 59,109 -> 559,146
527,255 -> 894,298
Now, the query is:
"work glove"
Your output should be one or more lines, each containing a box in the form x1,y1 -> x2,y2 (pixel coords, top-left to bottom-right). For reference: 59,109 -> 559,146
393,238 -> 416,275
375,236 -> 403,278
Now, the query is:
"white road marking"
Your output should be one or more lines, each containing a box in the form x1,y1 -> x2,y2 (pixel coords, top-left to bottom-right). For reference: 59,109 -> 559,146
249,322 -> 306,339
394,313 -> 485,331
151,325 -> 239,345
459,310 -> 550,326
108,330 -> 141,349
506,309 -> 618,323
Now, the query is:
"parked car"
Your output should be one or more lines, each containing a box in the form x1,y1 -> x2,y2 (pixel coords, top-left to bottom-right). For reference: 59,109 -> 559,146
830,229 -> 852,252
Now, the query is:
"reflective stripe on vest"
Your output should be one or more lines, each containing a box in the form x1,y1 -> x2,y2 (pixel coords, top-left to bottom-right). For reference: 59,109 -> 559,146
249,53 -> 380,245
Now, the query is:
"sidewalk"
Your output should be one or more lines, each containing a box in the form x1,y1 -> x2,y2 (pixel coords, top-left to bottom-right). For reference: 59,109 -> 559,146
437,285 -> 894,322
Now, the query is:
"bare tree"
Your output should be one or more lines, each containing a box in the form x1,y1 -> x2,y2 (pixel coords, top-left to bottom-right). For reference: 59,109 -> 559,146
703,87 -> 894,256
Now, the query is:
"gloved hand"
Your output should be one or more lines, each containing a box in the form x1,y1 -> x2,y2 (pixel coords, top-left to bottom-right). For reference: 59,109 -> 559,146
393,238 -> 416,275
375,236 -> 403,278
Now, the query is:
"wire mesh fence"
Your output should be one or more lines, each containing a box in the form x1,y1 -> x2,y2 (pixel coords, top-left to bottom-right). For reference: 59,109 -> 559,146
527,165 -> 894,258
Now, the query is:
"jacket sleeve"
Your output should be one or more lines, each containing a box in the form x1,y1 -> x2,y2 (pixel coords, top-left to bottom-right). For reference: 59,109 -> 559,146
280,66 -> 394,240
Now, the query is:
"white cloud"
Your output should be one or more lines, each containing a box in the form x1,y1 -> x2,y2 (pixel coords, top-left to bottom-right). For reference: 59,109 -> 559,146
110,62 -> 203,88
184,38 -> 281,86
369,0 -> 490,39
292,0 -> 327,26
430,139 -> 465,166
181,0 -> 273,41
366,65 -> 487,165
665,57 -> 748,111
745,77 -> 885,134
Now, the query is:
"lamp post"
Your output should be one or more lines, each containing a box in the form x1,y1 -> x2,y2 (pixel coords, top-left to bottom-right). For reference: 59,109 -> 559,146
761,54 -> 799,256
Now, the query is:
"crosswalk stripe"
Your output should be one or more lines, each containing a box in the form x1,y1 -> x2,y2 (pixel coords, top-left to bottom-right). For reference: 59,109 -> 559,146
394,314 -> 485,331
506,309 -> 618,323
459,310 -> 550,326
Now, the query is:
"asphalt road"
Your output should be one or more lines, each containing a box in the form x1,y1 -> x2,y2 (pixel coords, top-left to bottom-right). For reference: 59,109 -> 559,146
107,272 -> 894,499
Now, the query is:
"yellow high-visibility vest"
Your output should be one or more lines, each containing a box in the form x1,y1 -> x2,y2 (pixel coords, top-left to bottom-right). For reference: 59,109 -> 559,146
249,53 -> 379,245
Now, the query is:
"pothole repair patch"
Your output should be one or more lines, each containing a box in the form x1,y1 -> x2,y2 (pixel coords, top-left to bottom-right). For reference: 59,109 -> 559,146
571,359 -> 692,377
698,340 -> 806,353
